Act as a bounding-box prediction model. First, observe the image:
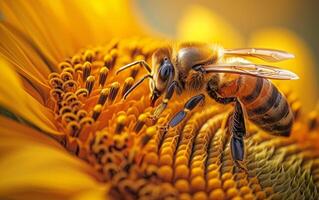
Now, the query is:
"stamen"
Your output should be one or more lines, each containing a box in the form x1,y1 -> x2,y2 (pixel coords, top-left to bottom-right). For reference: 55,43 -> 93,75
79,117 -> 94,127
64,93 -> 77,104
49,77 -> 63,88
62,113 -> 78,126
62,67 -> 75,76
113,133 -> 128,150
134,113 -> 147,133
70,100 -> 82,112
83,50 -> 95,62
48,72 -> 60,80
58,61 -> 73,71
63,92 -> 76,101
109,82 -> 120,103
77,109 -> 88,121
140,127 -> 156,146
60,71 -> 73,82
110,49 -> 118,65
85,76 -> 95,95
121,77 -> 134,97
92,104 -> 103,121
115,114 -> 127,134
71,55 -> 82,65
62,80 -> 77,92
98,88 -> 110,105
67,121 -> 80,137
130,66 -> 139,78
99,67 -> 109,87
82,62 -> 92,82
104,54 -> 113,69
75,88 -> 89,99
74,64 -> 82,72
50,88 -> 64,101
59,106 -> 72,115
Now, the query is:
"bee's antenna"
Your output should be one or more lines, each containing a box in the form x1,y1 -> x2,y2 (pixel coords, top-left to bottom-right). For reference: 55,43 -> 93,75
116,60 -> 152,75
123,74 -> 153,99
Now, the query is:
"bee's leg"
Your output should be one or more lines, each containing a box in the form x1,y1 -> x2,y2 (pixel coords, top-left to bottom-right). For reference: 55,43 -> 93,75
208,90 -> 236,104
206,77 -> 236,104
151,81 -> 177,120
192,64 -> 207,74
169,94 -> 205,127
116,60 -> 151,74
229,100 -> 247,171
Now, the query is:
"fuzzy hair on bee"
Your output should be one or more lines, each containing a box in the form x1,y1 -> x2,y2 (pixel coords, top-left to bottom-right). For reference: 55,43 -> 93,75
116,41 -> 298,170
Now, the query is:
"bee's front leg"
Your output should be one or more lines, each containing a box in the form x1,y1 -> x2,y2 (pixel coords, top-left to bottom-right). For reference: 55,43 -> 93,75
168,94 -> 205,127
229,100 -> 247,171
150,81 -> 178,120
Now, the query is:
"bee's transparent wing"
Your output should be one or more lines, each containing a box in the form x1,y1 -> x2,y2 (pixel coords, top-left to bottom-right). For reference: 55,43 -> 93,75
202,63 -> 299,80
224,48 -> 294,62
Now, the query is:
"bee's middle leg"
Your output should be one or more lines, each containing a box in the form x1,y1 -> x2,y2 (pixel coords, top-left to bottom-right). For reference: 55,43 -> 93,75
168,94 -> 205,127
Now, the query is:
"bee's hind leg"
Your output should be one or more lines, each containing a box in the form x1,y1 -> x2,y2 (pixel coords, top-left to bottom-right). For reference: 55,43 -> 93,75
229,100 -> 247,171
168,94 -> 205,127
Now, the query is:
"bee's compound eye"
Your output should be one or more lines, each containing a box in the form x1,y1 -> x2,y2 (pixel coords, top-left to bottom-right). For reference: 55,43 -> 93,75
159,66 -> 170,81
159,60 -> 173,82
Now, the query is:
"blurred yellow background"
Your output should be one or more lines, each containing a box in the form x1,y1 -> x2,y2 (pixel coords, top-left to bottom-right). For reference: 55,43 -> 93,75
133,0 -> 319,111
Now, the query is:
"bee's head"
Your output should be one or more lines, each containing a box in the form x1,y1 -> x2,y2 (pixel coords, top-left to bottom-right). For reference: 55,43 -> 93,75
150,47 -> 174,106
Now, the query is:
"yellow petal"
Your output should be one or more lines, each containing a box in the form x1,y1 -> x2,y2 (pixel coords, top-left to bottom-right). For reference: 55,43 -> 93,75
176,5 -> 244,47
0,57 -> 60,135
0,24 -> 52,102
0,116 -> 108,200
0,0 -> 148,64
248,27 -> 318,111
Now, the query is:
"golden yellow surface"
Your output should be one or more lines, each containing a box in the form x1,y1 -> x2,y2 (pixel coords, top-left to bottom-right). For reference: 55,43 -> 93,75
0,1 -> 318,200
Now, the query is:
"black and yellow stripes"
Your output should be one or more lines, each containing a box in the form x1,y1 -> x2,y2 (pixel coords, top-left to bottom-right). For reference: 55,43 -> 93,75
242,77 -> 264,103
237,77 -> 293,136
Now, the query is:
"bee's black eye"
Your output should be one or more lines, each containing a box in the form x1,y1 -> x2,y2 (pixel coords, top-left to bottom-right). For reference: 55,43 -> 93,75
159,60 -> 173,81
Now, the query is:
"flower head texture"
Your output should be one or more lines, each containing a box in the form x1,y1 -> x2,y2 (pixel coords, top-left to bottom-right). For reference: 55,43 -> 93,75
0,1 -> 319,200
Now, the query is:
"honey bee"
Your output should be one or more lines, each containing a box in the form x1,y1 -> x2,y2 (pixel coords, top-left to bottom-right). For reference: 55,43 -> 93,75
116,42 -> 298,169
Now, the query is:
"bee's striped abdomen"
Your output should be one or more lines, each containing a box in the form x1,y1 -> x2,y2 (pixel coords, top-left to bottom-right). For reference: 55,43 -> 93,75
238,76 -> 293,136
216,74 -> 294,136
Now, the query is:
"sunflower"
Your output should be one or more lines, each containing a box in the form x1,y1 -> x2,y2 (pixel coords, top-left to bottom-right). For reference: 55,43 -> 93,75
0,1 -> 319,200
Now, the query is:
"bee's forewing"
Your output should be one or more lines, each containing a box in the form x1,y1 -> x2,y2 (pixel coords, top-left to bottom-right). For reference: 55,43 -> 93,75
224,48 -> 295,62
202,63 -> 299,80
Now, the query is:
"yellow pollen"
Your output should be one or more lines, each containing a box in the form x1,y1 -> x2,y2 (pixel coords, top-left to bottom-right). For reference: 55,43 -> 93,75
83,50 -> 95,62
121,77 -> 134,97
98,67 -> 109,87
82,62 -> 92,81
58,61 -> 72,71
92,104 -> 103,121
85,75 -> 95,94
109,82 -> 120,103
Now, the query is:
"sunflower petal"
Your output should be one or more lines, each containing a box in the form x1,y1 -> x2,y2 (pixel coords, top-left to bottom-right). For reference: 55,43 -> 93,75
0,116 -> 108,200
0,0 -> 147,64
0,57 -> 60,135
0,24 -> 52,102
